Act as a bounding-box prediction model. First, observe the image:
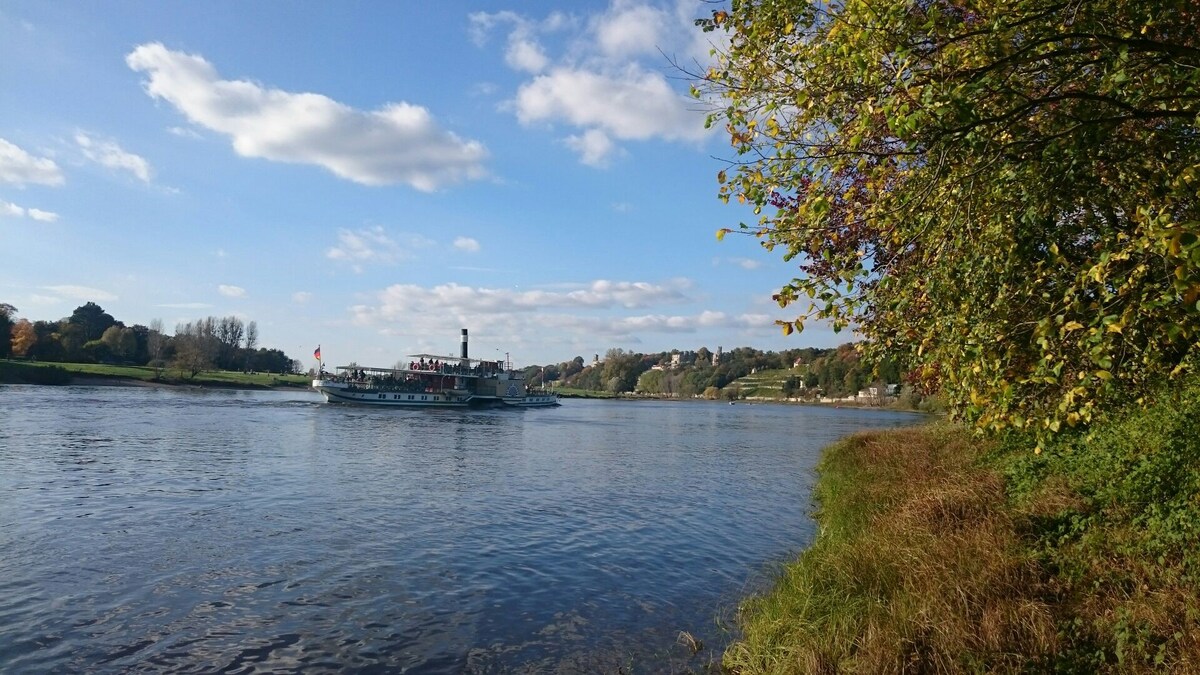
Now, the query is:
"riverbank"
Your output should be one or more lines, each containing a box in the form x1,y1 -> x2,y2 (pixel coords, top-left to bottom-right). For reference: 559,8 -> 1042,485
0,359 -> 311,390
724,380 -> 1200,672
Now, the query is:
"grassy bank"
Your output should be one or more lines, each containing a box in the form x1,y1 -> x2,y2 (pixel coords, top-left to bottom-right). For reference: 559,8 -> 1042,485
724,380 -> 1200,673
0,359 -> 311,389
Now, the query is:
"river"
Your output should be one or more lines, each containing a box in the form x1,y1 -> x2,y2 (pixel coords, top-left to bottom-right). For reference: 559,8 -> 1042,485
0,385 -> 919,673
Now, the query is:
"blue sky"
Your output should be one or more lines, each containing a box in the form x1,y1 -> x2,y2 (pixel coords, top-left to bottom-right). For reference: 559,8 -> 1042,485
0,1 -> 848,367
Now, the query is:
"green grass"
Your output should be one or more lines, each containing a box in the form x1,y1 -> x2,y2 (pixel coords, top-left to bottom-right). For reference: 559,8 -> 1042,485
0,359 -> 311,389
550,386 -> 617,398
724,378 -> 1200,673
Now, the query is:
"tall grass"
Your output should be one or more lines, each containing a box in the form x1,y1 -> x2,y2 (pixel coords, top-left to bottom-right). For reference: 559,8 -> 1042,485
725,426 -> 1055,673
725,378 -> 1200,673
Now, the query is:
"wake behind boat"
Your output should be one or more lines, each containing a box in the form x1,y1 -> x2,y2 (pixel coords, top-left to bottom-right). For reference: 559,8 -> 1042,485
311,329 -> 558,409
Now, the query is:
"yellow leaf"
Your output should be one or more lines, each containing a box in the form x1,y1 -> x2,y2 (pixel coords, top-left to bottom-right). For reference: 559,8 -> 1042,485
1063,321 -> 1084,332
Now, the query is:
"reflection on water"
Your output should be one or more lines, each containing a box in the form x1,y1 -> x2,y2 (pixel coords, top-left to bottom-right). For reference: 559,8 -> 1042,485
0,385 -> 920,672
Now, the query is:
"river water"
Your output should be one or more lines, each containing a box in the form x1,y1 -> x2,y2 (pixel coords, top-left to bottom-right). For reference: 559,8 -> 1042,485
0,385 -> 919,673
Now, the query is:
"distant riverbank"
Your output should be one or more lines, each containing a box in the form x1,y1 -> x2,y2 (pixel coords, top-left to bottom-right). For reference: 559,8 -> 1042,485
0,359 -> 311,390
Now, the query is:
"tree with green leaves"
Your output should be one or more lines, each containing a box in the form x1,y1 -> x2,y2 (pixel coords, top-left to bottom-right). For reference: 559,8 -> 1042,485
68,302 -> 118,342
0,303 -> 15,359
697,0 -> 1200,437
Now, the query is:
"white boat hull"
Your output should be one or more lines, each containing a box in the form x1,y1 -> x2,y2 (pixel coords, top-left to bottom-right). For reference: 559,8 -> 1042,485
312,379 -> 558,408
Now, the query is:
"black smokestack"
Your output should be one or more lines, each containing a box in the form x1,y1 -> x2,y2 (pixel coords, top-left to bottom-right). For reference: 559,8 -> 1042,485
461,329 -> 468,360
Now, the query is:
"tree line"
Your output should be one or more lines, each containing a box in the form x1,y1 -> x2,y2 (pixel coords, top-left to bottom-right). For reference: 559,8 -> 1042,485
0,301 -> 299,377
522,343 -> 901,399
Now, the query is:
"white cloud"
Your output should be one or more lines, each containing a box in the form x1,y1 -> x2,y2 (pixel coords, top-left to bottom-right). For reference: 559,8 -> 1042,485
1,199 -> 59,222
168,126 -> 202,139
42,285 -> 117,302
564,129 -> 619,167
473,3 -> 713,166
326,226 -> 433,271
74,132 -> 153,182
514,65 -> 705,144
353,279 -> 691,327
28,208 -> 59,222
292,291 -> 313,304
453,236 -> 481,253
218,284 -> 246,298
126,43 -> 488,191
507,39 -> 549,73
0,137 -> 64,186
593,2 -> 668,58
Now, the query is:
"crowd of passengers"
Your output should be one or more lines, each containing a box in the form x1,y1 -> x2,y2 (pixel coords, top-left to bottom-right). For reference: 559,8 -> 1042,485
321,358 -> 505,388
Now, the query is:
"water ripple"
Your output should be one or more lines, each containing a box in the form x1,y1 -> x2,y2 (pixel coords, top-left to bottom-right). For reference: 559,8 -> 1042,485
0,385 -> 921,672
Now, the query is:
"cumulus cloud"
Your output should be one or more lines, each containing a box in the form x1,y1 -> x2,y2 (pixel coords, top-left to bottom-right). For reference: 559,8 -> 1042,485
514,66 -> 705,143
43,285 -> 117,302
353,279 -> 692,325
74,132 -> 153,182
593,2 -> 668,58
453,236 -> 481,253
126,42 -> 488,191
564,129 -> 620,167
292,291 -> 313,304
0,137 -> 64,186
218,284 -> 246,298
472,3 -> 712,166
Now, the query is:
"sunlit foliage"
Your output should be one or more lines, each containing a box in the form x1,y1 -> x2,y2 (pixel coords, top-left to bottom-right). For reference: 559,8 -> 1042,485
697,0 -> 1200,437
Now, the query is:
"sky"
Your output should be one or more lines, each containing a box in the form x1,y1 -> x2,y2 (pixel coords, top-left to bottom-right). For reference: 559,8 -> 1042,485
0,1 -> 851,368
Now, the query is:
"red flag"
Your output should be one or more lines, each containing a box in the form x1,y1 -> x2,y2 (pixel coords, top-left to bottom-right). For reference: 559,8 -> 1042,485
314,346 -> 321,360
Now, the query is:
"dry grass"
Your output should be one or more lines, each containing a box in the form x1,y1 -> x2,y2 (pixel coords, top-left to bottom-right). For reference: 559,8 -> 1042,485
724,425 -> 1057,674
724,415 -> 1200,673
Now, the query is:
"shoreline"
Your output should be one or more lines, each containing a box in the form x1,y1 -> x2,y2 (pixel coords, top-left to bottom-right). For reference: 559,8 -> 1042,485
0,359 -> 312,392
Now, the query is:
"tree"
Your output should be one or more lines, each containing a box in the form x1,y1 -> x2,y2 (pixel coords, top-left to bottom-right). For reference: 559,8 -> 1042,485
147,319 -> 167,377
172,319 -> 217,377
244,321 -> 259,370
54,322 -> 87,362
636,369 -> 665,394
100,325 -> 137,363
0,303 -> 16,358
216,316 -> 244,369
28,320 -> 64,361
68,302 -> 118,342
698,0 -> 1200,436
11,318 -> 36,357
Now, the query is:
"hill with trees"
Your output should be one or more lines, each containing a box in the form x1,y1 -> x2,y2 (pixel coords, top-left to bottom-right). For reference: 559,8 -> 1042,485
522,343 -> 906,402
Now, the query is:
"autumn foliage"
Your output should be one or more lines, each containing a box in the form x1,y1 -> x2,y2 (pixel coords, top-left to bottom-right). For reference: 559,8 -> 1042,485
698,0 -> 1200,436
